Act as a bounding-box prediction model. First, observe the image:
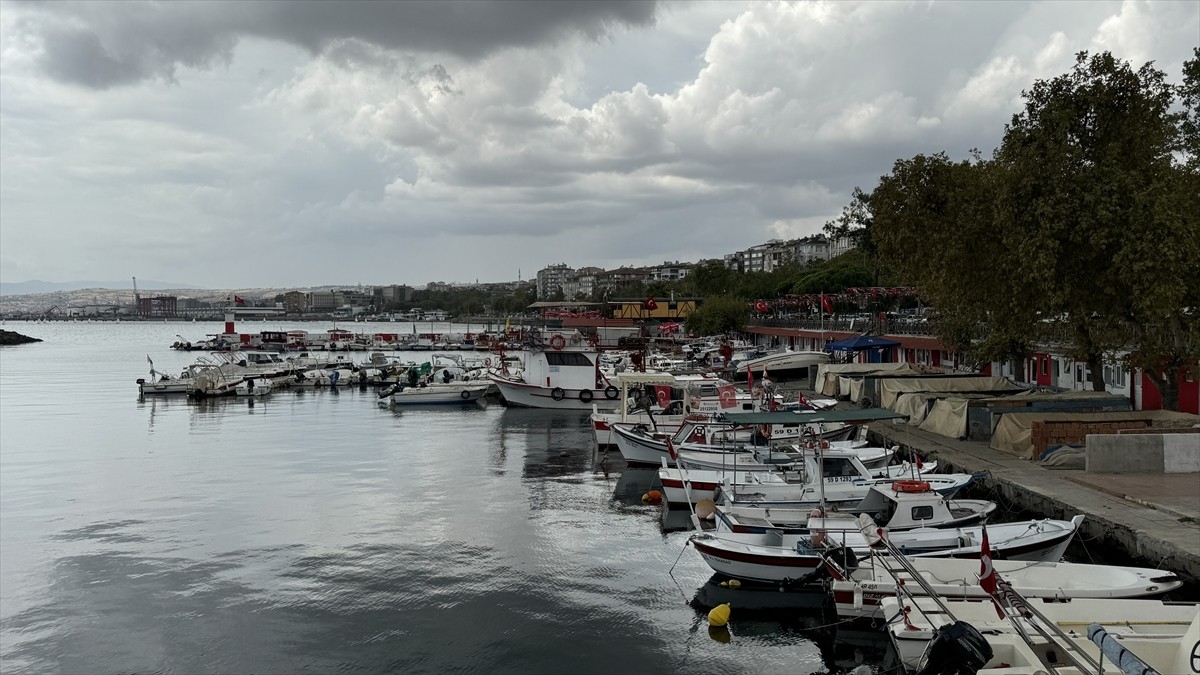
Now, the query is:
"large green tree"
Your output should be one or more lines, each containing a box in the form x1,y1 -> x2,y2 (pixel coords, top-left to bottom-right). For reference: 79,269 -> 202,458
996,51 -> 1197,402
871,153 -> 1041,373
868,51 -> 1198,405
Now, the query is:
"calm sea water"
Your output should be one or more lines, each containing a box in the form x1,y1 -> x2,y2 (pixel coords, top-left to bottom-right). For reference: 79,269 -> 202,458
0,321 -> 885,674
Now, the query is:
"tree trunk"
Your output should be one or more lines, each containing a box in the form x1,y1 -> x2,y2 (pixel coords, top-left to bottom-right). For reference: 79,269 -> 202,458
1144,365 -> 1181,412
1086,352 -> 1106,392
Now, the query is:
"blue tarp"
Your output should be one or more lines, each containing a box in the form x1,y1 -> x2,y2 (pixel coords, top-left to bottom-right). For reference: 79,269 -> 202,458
824,335 -> 901,352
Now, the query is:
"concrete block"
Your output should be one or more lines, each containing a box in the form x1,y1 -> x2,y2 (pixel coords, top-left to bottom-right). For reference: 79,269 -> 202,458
1164,434 -> 1200,473
1086,434 -> 1165,473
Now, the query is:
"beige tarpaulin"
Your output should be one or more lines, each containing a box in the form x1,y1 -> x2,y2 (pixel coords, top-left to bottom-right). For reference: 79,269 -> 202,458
894,392 -> 935,426
814,362 -> 918,397
918,397 -> 973,438
990,410 -> 1200,459
879,376 -> 1022,409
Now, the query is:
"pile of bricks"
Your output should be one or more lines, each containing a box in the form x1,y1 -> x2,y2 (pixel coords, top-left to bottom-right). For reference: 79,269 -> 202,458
1030,419 -> 1150,455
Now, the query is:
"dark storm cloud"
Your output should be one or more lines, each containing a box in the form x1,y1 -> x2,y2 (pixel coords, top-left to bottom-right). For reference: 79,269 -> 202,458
13,0 -> 659,88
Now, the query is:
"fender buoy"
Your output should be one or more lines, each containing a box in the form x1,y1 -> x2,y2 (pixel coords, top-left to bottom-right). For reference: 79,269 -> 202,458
484,357 -> 492,367
579,389 -> 593,403
892,480 -> 932,493
549,334 -> 566,350
604,385 -> 619,400
460,390 -> 471,400
551,387 -> 565,401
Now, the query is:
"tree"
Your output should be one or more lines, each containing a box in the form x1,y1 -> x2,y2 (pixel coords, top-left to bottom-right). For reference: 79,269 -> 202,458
995,51 -> 1197,403
684,295 -> 748,335
870,153 -> 1041,374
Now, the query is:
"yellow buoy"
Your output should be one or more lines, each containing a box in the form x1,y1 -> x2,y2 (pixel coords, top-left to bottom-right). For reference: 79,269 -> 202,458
708,625 -> 731,643
641,492 -> 651,502
708,602 -> 731,627
727,579 -> 741,589
696,498 -> 717,519
718,580 -> 728,587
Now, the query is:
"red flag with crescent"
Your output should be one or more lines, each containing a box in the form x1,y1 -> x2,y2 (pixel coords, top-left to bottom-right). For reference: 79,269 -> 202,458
643,296 -> 658,310
979,523 -> 1004,618
717,385 -> 736,409
665,437 -> 678,461
821,294 -> 833,314
654,385 -> 672,409
754,299 -> 769,313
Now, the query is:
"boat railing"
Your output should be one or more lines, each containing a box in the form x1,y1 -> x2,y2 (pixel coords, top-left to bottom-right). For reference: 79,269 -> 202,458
871,532 -> 1103,675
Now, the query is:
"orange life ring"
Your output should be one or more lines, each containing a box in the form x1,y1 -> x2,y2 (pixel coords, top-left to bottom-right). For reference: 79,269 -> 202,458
892,480 -> 932,493
549,334 -> 566,350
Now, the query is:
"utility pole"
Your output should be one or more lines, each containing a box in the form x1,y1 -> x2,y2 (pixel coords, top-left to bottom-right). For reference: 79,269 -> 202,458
132,276 -> 141,317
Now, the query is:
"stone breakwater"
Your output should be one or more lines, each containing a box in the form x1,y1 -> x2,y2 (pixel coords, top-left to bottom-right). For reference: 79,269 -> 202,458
0,330 -> 42,345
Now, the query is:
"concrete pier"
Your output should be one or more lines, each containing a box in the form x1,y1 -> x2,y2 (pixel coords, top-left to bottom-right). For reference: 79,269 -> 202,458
866,419 -> 1200,585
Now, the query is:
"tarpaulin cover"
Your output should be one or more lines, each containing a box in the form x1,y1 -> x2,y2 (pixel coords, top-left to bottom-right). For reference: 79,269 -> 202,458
893,392 -> 935,426
879,376 -> 1022,409
918,397 -> 975,438
990,410 -> 1200,459
814,362 -> 917,397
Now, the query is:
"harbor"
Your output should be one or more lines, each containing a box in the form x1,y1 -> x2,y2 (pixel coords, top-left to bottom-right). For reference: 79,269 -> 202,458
2,320 -> 1196,673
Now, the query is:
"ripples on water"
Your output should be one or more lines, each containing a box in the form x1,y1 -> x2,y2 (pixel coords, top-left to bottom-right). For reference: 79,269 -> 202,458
0,321 -> 886,673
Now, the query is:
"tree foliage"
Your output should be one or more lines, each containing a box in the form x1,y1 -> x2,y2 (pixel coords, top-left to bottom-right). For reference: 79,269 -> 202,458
867,51 -> 1199,406
684,295 -> 749,335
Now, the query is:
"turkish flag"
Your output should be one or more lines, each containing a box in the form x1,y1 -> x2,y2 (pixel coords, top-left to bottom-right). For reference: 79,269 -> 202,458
654,385 -> 672,409
234,295 -> 246,305
643,297 -> 658,310
746,365 -> 753,391
717,385 -> 736,409
754,299 -> 769,313
821,295 -> 833,314
979,523 -> 1005,618
665,437 -> 678,461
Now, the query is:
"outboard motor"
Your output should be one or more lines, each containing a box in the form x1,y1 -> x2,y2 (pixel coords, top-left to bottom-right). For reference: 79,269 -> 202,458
915,621 -> 993,675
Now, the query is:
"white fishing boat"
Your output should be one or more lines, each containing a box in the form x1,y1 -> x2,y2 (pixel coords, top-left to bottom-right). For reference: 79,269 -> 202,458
883,595 -> 1198,673
715,483 -> 996,534
712,457 -> 975,509
731,349 -> 831,381
388,382 -> 489,405
610,420 -> 864,467
657,456 -> 939,505
488,336 -> 619,410
688,515 -> 1084,584
591,372 -> 777,450
826,554 -> 1184,621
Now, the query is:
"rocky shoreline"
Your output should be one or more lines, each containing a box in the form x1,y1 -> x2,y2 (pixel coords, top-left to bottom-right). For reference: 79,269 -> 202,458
0,329 -> 42,345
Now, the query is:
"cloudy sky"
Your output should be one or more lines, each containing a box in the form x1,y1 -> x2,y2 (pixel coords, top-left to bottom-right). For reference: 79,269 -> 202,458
1,1 -> 1196,289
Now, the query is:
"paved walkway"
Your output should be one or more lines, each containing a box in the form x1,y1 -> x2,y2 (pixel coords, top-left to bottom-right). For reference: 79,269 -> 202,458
862,418 -> 1200,583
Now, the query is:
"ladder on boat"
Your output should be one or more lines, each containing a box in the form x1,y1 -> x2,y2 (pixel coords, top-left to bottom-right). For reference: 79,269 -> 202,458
871,533 -> 1104,675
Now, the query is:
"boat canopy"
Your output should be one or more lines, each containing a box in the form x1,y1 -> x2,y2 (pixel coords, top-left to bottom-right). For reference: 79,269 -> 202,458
723,408 -> 908,425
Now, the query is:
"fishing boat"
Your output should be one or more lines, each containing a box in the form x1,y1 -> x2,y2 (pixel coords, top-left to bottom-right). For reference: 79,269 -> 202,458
688,515 -> 1084,583
610,420 -> 863,467
656,455 -> 941,505
883,595 -> 1198,673
731,348 -> 831,381
825,554 -> 1184,621
387,382 -> 489,405
488,335 -> 619,410
714,483 -> 996,534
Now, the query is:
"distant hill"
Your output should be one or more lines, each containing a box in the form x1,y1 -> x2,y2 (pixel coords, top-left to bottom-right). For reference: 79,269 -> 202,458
0,280 -> 196,295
